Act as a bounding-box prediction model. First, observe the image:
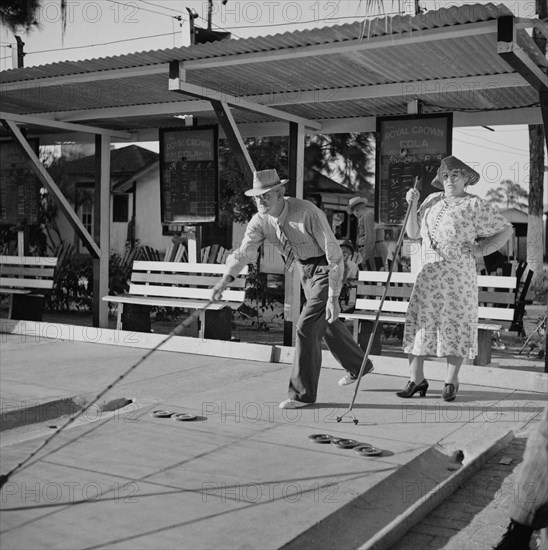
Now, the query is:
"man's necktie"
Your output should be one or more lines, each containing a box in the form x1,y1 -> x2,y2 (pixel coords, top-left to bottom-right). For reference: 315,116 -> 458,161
275,222 -> 295,271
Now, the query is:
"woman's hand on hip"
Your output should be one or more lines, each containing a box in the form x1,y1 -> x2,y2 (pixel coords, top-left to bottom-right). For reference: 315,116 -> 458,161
460,241 -> 479,257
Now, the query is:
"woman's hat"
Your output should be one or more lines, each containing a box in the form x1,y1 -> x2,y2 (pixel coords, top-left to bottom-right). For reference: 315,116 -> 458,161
347,196 -> 368,212
431,155 -> 480,189
244,169 -> 289,197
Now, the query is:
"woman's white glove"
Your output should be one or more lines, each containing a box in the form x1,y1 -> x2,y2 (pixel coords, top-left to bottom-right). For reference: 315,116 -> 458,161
210,275 -> 234,302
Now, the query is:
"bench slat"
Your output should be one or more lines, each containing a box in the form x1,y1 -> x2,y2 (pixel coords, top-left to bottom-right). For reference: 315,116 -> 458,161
478,306 -> 515,321
358,272 -> 415,283
355,299 -> 408,313
357,286 -> 514,304
128,283 -> 244,302
0,266 -> 57,278
354,298 -> 515,322
478,290 -> 515,304
477,275 -> 516,289
358,284 -> 413,299
0,256 -> 58,267
131,272 -> 246,288
103,295 -> 241,310
341,312 -> 407,324
358,271 -> 516,290
0,278 -> 54,290
340,312 -> 503,332
132,261 -> 248,276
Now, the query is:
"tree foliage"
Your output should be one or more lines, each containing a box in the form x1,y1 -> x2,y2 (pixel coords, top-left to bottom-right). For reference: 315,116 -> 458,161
0,0 -> 41,32
0,0 -> 67,34
485,179 -> 529,210
306,133 -> 374,191
218,133 -> 375,226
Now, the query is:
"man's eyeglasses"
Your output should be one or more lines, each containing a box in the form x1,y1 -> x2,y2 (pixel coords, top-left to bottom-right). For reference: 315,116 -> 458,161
255,191 -> 278,202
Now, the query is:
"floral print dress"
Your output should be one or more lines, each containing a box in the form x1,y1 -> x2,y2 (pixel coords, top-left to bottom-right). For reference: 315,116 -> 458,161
403,192 -> 512,359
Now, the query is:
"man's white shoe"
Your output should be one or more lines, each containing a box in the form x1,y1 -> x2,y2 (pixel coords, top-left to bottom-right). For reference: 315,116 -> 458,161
338,361 -> 374,386
338,374 -> 358,387
279,399 -> 312,409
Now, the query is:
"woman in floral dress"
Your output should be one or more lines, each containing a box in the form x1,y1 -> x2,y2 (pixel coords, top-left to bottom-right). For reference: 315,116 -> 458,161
398,156 -> 513,401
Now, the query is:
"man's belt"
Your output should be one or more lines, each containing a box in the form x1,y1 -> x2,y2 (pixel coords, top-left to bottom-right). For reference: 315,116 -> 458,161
299,254 -> 327,266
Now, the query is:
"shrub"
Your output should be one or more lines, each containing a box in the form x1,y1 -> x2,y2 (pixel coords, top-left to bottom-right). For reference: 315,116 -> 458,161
46,255 -> 93,311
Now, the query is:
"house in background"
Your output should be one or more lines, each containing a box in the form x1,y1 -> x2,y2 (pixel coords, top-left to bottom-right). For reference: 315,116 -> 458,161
56,145 -> 162,256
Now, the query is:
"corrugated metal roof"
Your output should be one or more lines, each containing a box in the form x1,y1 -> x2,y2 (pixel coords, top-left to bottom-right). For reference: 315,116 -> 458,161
0,3 -> 516,80
0,2 -> 544,138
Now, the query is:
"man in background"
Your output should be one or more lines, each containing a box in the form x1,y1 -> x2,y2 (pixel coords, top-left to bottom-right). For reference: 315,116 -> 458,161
348,196 -> 376,270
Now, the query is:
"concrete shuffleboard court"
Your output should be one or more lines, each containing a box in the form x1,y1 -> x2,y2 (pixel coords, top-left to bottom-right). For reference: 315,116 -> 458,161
0,323 -> 546,549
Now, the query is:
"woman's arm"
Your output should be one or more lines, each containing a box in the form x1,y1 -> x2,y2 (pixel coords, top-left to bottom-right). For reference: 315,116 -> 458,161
405,188 -> 421,239
474,225 -> 514,258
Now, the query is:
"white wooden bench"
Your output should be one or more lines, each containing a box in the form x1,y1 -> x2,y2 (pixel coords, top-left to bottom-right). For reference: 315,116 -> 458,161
0,256 -> 58,321
340,271 -> 517,366
102,261 -> 248,340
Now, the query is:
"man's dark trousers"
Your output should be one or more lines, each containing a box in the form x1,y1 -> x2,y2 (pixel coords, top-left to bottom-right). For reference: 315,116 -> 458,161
288,256 -> 369,403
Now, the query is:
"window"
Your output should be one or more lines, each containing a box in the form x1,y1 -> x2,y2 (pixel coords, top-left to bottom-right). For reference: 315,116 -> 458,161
77,199 -> 93,254
113,194 -> 129,222
80,200 -> 93,234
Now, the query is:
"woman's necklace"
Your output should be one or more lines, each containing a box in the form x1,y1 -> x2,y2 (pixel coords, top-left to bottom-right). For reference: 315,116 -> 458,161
443,191 -> 468,206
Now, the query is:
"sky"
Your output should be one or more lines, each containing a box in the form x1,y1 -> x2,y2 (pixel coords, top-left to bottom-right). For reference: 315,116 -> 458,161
0,0 -> 543,200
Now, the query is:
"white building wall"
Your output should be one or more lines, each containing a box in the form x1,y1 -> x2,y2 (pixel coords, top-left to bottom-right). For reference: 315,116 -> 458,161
134,170 -> 172,255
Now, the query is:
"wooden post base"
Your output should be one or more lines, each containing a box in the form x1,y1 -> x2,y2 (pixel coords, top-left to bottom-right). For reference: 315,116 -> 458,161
357,320 -> 383,355
474,328 -> 493,366
9,294 -> 45,322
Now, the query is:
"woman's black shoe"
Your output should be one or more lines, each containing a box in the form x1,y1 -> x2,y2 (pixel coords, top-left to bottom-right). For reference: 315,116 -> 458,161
396,379 -> 429,398
442,383 -> 459,402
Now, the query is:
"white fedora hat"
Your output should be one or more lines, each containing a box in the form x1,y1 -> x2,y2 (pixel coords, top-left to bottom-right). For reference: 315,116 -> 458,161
347,196 -> 368,212
245,169 -> 289,197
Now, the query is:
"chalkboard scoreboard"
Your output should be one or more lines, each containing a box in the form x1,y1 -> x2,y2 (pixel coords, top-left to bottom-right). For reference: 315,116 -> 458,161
375,114 -> 452,225
0,139 -> 40,225
159,126 -> 219,225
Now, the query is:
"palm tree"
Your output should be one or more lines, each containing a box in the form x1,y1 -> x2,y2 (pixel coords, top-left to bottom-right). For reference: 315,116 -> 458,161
0,0 -> 67,34
528,0 -> 547,290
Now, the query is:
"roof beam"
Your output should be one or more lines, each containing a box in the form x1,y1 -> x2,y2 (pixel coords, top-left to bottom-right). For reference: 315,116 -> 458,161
0,64 -> 168,93
516,17 -> 548,41
19,106 -> 541,145
210,100 -> 255,184
1,118 -> 100,258
0,111 -> 132,139
42,74 -> 526,124
181,20 -> 498,70
498,15 -> 548,92
168,61 -> 322,131
51,100 -> 212,122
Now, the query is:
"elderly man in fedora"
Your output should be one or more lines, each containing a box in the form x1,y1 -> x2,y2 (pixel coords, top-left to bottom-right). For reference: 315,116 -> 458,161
348,196 -> 377,270
210,169 -> 374,409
